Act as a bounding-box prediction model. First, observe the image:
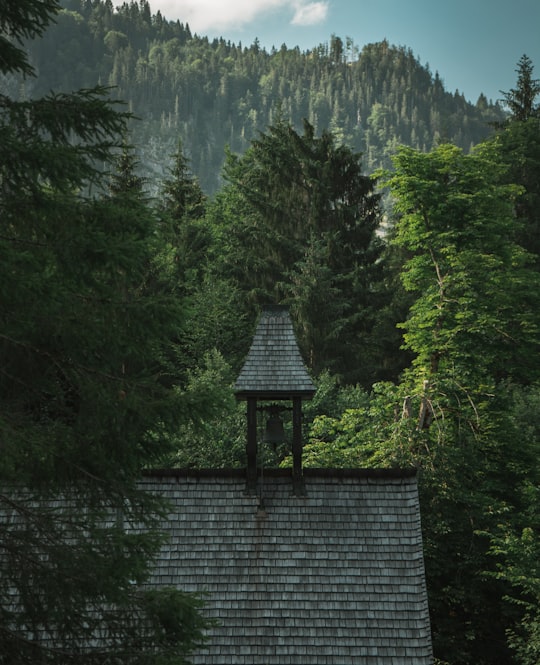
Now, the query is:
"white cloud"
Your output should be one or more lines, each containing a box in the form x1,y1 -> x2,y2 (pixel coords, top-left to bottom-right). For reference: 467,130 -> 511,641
291,2 -> 329,26
151,0 -> 328,33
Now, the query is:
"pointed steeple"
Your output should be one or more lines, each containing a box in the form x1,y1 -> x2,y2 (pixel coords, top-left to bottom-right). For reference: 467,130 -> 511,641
234,305 -> 316,399
235,306 -> 315,495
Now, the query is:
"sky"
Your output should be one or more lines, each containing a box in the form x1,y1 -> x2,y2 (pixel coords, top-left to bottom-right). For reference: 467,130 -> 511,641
147,0 -> 540,104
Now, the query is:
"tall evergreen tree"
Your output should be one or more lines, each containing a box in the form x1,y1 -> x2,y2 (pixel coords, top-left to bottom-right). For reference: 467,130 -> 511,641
157,139 -> 210,286
109,138 -> 147,196
500,54 -> 540,122
220,117 -> 385,385
154,140 -> 220,370
0,2 -> 212,662
493,55 -> 540,262
159,139 -> 206,222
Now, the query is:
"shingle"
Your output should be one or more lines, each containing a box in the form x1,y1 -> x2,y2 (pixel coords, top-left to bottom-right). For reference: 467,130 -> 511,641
234,306 -> 316,398
142,468 -> 433,665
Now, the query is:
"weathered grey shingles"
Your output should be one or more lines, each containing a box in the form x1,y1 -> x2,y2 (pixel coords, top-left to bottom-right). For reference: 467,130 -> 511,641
234,306 -> 316,396
142,471 -> 433,665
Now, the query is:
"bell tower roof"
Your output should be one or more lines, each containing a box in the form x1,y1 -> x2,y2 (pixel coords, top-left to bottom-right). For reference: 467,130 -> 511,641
234,305 -> 316,400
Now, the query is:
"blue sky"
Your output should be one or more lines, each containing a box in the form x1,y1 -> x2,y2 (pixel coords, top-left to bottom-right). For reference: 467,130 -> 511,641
150,0 -> 540,104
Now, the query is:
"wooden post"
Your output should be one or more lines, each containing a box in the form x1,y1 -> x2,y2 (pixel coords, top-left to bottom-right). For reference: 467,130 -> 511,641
292,396 -> 305,495
246,397 -> 257,493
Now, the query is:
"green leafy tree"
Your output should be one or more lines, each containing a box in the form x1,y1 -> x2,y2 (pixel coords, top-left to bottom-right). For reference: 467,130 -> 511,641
387,143 -> 540,386
384,143 -> 540,664
166,350 -> 246,469
479,382 -> 540,665
0,1 -> 213,662
304,143 -> 540,664
489,472 -> 540,664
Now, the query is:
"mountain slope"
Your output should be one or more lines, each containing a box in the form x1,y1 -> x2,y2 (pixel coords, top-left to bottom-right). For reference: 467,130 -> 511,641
23,0 -> 505,192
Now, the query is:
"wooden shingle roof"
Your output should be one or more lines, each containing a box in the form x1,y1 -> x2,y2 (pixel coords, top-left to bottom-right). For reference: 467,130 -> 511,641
234,305 -> 316,399
143,468 -> 433,665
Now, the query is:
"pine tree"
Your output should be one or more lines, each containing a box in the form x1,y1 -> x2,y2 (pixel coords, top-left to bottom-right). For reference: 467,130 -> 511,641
159,139 -> 206,222
0,0 -> 59,76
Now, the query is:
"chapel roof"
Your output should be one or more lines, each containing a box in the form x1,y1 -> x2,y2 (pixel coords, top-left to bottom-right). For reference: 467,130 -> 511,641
142,468 -> 433,665
234,305 -> 316,399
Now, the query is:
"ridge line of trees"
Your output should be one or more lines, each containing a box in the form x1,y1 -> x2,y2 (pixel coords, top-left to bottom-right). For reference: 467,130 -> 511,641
16,0 -> 506,192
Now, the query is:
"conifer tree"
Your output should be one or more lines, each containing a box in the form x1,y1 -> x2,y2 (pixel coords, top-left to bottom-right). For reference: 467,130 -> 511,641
0,2 -> 211,662
157,139 -> 210,290
220,118 -> 385,385
159,139 -> 206,222
500,54 -> 540,121
494,55 -> 540,262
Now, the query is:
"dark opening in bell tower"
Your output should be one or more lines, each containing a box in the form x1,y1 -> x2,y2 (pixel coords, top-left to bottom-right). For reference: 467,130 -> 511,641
233,305 -> 316,495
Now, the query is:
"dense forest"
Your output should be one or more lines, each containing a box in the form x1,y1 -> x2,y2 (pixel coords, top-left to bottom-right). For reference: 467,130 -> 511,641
19,0 -> 505,192
2,2 -> 540,665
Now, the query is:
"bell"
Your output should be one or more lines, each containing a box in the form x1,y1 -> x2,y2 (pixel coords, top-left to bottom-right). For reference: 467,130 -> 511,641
263,411 -> 285,445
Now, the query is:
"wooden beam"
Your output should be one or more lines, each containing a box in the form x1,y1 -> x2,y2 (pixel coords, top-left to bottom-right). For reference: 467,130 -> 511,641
246,397 -> 257,493
292,396 -> 305,495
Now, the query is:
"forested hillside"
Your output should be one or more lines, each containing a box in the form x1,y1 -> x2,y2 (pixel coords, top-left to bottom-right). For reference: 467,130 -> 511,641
21,0 -> 505,192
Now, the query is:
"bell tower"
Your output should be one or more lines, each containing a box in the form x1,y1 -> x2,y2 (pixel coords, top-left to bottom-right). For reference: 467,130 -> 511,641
234,305 -> 316,495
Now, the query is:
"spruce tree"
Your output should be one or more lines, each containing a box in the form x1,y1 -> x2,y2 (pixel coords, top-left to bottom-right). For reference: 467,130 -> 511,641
0,2 -> 211,662
500,54 -> 540,121
220,118 -> 385,385
157,139 -> 210,285
494,56 -> 540,262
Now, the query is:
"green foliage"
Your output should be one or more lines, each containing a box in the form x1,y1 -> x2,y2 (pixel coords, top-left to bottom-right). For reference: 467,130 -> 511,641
385,142 -> 540,386
487,56 -> 540,271
159,139 -> 206,222
156,139 -> 210,296
8,8 -> 539,661
499,54 -> 540,122
0,1 -> 213,661
299,141 -> 540,664
141,588 -> 213,663
485,383 -> 540,665
218,118 -> 385,385
166,350 -> 246,469
489,484 -> 540,665
0,0 -> 60,75
303,371 -> 540,665
24,3 -> 504,193
494,116 -> 540,261
488,52 -> 540,270
381,142 -> 540,663
302,370 -> 369,422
